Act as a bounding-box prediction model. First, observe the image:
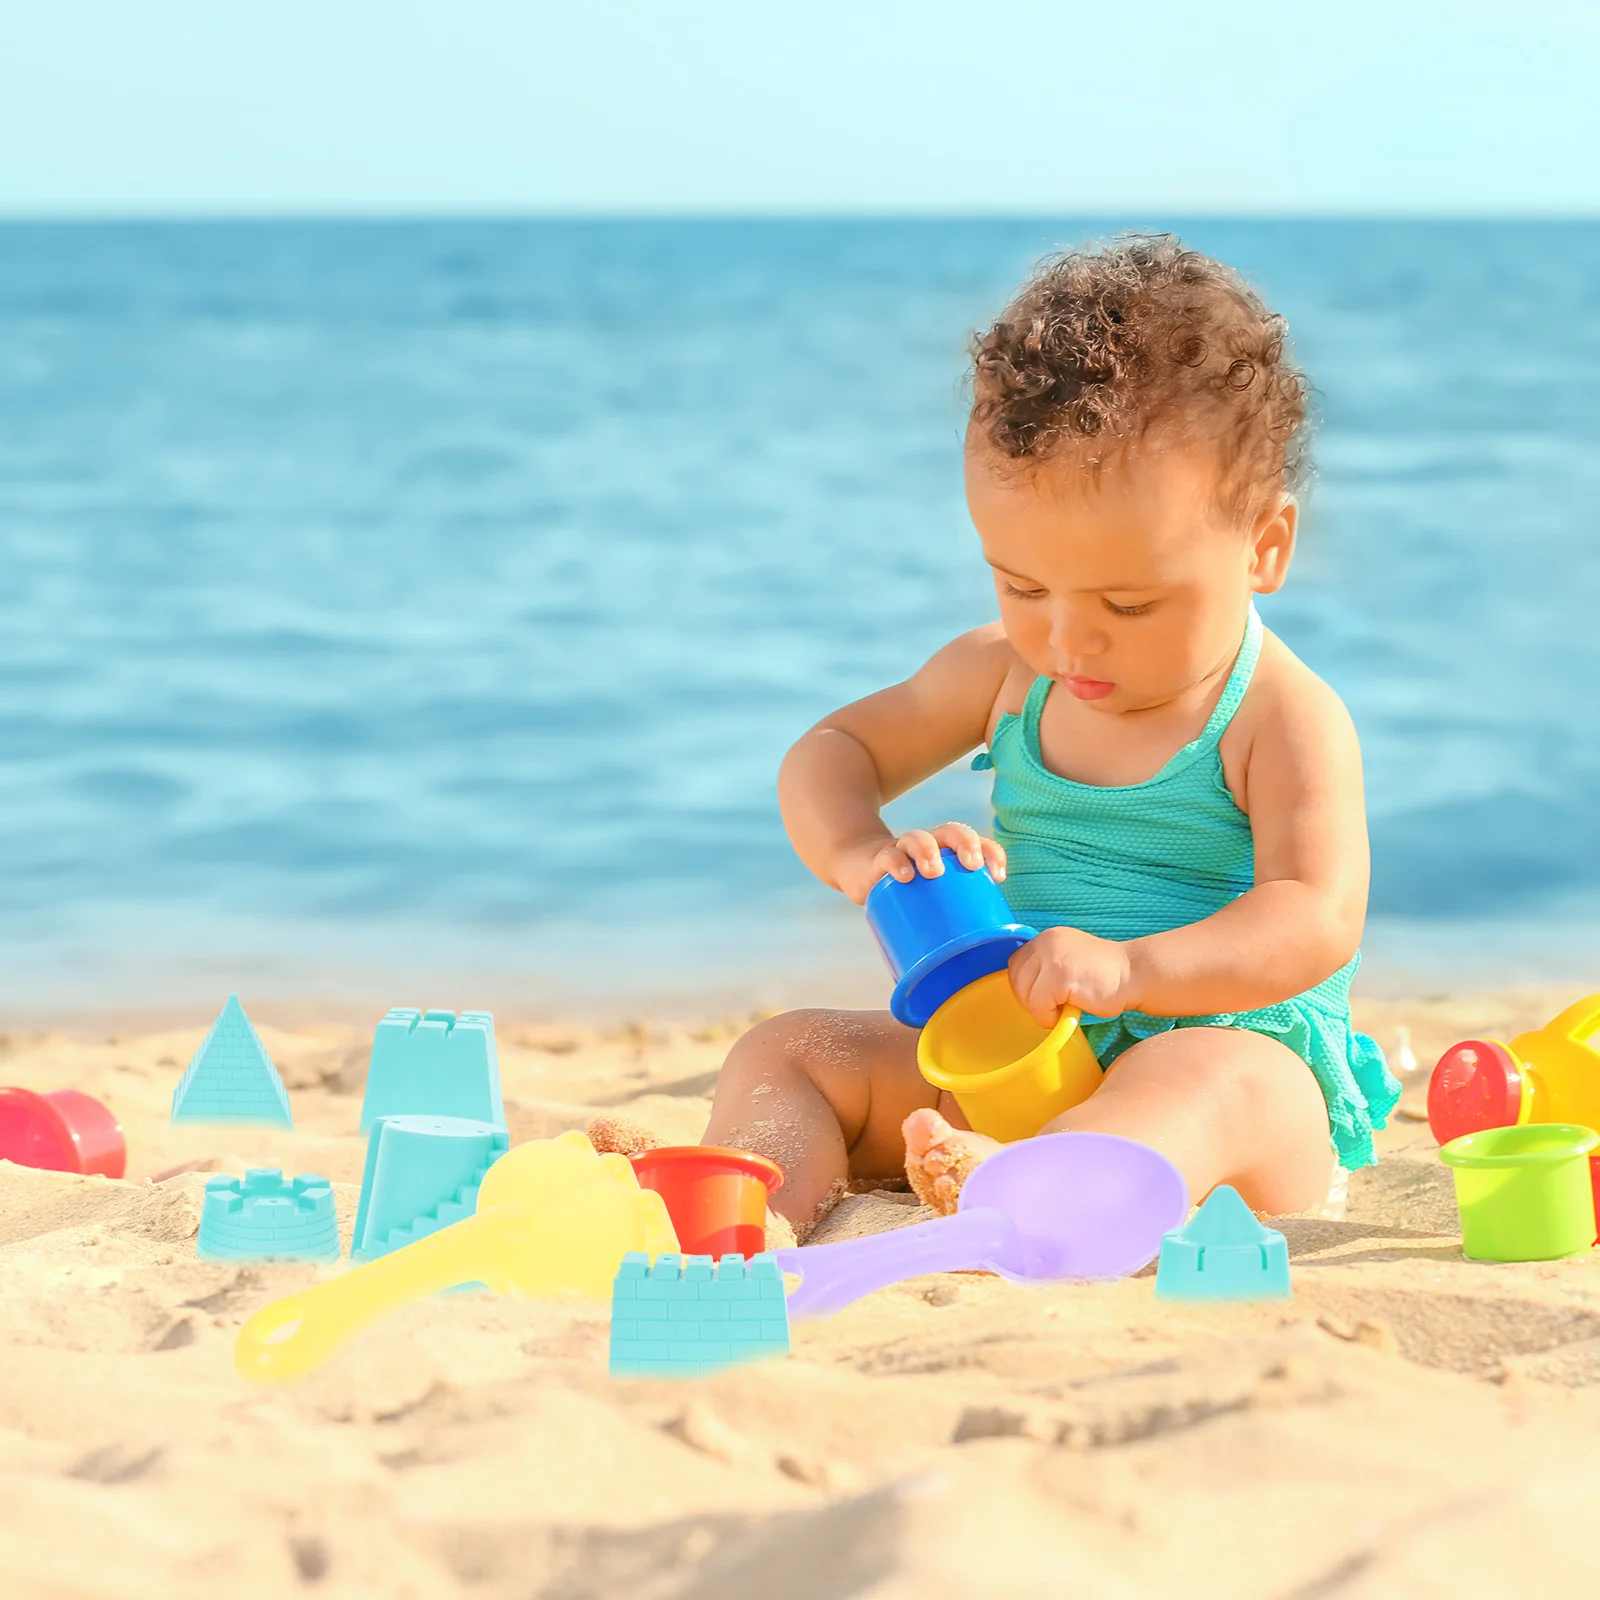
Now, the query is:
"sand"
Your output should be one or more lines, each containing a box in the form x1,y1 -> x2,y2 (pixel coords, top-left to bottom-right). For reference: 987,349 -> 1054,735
4,989 -> 1600,1598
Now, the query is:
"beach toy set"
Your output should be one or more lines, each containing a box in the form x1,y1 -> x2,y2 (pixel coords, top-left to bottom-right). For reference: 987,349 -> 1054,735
867,849 -> 1103,1140
1429,995 -> 1600,1261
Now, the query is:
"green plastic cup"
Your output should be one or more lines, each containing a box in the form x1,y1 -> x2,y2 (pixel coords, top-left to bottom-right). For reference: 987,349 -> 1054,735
1439,1122 -> 1599,1262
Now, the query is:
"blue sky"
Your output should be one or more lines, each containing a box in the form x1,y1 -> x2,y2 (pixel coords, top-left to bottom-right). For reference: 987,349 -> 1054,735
2,0 -> 1598,215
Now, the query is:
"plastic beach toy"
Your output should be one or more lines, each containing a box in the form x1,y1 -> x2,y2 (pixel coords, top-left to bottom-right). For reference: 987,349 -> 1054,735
351,1114 -> 509,1263
199,1169 -> 340,1263
1154,1184 -> 1291,1302
1439,1122 -> 1598,1263
610,1251 -> 790,1377
171,995 -> 293,1128
360,1008 -> 504,1133
774,1131 -> 1188,1317
629,1146 -> 783,1257
917,970 -> 1101,1141
0,1087 -> 125,1179
233,1132 -> 679,1382
1428,994 -> 1600,1146
866,848 -> 1038,1028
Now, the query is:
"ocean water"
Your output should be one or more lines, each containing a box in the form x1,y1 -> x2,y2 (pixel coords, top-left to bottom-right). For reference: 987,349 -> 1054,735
3,219 -> 1600,1013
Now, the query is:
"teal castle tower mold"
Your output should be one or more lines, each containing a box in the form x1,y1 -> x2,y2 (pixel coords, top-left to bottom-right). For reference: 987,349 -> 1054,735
1154,1184 -> 1292,1302
351,1113 -> 509,1264
170,995 -> 293,1128
359,1009 -> 504,1133
198,1169 -> 339,1262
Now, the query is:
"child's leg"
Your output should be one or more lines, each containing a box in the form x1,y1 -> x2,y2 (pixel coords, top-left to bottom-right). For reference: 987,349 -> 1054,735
906,1026 -> 1335,1215
701,1009 -> 947,1228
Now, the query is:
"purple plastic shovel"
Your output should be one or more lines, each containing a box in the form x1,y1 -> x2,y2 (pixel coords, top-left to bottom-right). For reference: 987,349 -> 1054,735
774,1131 -> 1189,1317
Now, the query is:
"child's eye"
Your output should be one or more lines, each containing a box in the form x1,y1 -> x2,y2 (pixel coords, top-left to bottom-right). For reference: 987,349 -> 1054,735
1104,599 -> 1152,617
1003,582 -> 1048,601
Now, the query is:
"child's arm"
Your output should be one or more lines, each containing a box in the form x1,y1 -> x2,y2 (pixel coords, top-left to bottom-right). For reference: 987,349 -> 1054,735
779,626 -> 1016,904
1009,656 -> 1370,1023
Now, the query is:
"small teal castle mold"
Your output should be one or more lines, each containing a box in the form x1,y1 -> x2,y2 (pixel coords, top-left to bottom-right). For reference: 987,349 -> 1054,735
171,995 -> 293,1128
198,1169 -> 339,1262
351,1113 -> 509,1264
359,1009 -> 504,1133
1154,1184 -> 1292,1302
610,1252 -> 790,1378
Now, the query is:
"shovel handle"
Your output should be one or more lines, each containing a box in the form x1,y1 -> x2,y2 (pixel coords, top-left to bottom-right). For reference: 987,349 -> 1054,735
234,1204 -> 532,1383
774,1206 -> 1015,1318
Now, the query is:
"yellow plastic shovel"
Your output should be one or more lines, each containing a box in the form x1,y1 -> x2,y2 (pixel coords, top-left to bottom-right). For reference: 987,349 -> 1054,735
234,1132 -> 678,1382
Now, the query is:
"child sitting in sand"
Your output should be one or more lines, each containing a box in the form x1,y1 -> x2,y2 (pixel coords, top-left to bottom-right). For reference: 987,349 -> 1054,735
606,235 -> 1400,1237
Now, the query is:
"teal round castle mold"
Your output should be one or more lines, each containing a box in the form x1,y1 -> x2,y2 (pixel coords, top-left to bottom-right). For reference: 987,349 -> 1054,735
198,1168 -> 340,1262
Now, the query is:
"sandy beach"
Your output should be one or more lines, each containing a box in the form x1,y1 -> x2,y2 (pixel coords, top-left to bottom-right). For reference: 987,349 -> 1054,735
5,987 -> 1600,1598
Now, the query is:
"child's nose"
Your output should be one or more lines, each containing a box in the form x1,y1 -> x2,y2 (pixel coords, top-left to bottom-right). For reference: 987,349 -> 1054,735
1049,608 -> 1108,659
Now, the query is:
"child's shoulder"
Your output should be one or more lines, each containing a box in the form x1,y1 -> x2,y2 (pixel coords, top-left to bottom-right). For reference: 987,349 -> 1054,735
1223,625 -> 1361,792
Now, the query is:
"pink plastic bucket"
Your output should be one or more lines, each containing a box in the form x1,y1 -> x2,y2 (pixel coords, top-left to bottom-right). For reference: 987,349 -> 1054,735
0,1088 -> 126,1178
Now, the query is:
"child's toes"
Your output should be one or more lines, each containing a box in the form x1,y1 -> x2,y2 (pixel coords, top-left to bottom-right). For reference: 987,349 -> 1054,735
902,1106 -> 959,1161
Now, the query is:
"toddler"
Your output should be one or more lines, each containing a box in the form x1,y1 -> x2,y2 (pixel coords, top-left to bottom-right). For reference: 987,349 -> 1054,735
682,236 -> 1397,1232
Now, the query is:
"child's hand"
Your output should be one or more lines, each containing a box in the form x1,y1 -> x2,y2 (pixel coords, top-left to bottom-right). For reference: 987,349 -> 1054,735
1007,926 -> 1136,1026
834,823 -> 1006,905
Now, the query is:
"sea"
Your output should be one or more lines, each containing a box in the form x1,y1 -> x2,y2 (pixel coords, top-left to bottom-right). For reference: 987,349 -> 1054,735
3,219 -> 1599,1016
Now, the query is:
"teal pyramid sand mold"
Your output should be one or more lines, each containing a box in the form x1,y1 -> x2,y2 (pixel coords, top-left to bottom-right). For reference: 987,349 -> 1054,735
359,1009 -> 504,1133
610,1252 -> 790,1378
351,1113 -> 509,1264
1154,1183 -> 1292,1302
171,995 -> 293,1127
198,1169 -> 339,1262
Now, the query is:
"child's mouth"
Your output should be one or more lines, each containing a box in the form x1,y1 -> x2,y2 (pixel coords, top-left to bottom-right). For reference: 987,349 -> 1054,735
1059,674 -> 1115,700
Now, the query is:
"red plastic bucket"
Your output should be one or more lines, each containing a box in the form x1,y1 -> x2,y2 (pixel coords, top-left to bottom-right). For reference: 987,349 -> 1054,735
628,1145 -> 783,1258
1590,1152 -> 1600,1246
0,1088 -> 126,1179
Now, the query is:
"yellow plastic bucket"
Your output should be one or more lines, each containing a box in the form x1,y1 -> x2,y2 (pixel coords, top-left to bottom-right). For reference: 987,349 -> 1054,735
1439,1122 -> 1598,1263
916,969 -> 1103,1142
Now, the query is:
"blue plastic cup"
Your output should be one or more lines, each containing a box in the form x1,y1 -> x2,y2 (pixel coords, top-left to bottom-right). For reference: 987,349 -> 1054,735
866,847 -> 1038,1028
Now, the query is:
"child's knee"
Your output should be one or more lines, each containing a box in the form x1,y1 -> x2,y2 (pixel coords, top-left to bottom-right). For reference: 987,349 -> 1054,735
728,1008 -> 877,1082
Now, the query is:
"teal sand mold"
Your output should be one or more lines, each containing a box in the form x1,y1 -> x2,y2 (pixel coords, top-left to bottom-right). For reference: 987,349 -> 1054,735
1154,1184 -> 1292,1302
610,1252 -> 790,1378
351,1113 -> 509,1264
171,995 -> 293,1128
359,1009 -> 504,1133
198,1169 -> 339,1262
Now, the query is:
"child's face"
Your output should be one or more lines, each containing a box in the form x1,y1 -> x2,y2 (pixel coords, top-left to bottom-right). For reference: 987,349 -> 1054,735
964,435 -> 1295,713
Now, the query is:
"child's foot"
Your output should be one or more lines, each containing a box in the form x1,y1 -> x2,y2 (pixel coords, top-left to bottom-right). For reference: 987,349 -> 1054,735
902,1109 -> 1002,1216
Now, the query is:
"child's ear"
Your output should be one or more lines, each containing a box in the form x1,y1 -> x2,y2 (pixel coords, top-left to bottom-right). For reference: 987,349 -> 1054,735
1249,496 -> 1297,594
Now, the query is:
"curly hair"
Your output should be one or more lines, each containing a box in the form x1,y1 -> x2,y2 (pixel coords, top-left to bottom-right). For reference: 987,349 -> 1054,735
969,234 -> 1311,518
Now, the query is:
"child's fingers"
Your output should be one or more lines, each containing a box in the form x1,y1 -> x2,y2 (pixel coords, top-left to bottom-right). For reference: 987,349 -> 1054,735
1007,941 -> 1062,1028
872,842 -> 917,886
979,836 -> 1007,883
927,821 -> 985,872
893,830 -> 946,878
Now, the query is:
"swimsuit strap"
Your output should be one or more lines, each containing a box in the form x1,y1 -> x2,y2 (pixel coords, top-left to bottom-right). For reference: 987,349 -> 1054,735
1193,603 -> 1263,750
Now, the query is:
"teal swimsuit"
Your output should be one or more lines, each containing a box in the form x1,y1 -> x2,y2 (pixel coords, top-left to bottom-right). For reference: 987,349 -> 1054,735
972,608 -> 1400,1171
